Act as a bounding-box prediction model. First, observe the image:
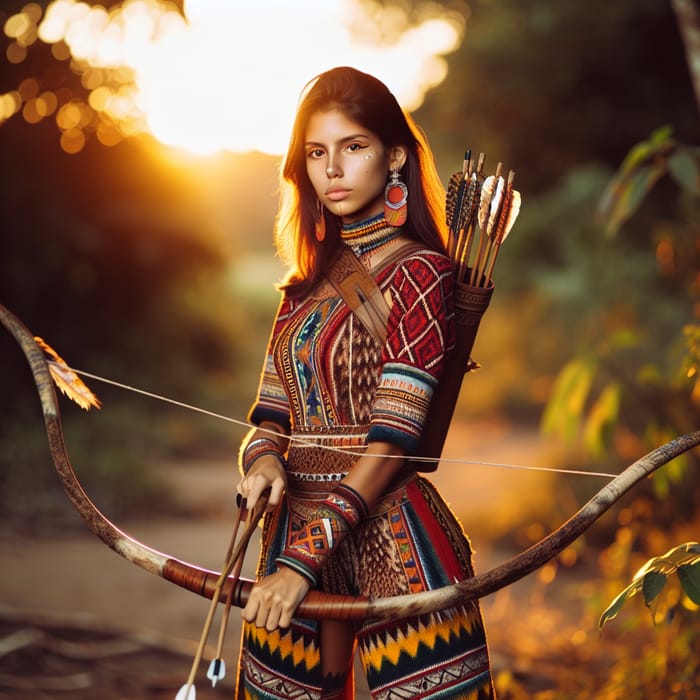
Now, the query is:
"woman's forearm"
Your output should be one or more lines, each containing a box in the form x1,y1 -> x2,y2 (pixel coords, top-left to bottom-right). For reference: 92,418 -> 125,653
340,441 -> 407,512
237,420 -> 290,511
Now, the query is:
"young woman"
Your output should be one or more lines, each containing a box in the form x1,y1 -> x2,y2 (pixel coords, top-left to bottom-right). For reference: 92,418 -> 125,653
236,66 -> 495,699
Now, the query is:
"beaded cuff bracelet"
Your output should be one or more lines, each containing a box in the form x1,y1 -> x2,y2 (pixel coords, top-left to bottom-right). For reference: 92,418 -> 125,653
275,483 -> 369,587
242,436 -> 286,475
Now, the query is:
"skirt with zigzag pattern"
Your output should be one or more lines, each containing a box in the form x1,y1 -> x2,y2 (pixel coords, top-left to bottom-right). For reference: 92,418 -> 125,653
236,436 -> 495,699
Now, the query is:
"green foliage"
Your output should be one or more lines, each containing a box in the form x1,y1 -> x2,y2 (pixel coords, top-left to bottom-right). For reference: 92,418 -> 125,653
541,356 -> 597,443
598,127 -> 700,236
540,123 -> 699,483
541,331 -> 641,458
582,382 -> 621,459
644,423 -> 692,499
599,542 -> 700,630
418,0 -> 698,194
681,323 -> 700,393
541,324 -> 697,497
678,562 -> 700,605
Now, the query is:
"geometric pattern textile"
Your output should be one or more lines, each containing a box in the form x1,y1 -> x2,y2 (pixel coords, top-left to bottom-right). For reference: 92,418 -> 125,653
238,227 -> 494,698
236,466 -> 496,698
249,245 -> 455,454
277,483 -> 368,586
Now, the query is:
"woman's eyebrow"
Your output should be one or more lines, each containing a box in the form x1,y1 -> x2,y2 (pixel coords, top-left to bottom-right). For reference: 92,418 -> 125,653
304,133 -> 369,148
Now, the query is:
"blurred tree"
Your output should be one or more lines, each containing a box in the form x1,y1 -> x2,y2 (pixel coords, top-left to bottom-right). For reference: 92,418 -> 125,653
673,0 -> 700,112
0,0 -> 276,520
415,0 -> 698,190
539,0 -> 700,522
541,128 -> 699,495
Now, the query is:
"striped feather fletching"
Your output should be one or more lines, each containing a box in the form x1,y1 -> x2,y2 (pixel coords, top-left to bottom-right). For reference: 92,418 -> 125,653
445,170 -> 465,232
493,183 -> 513,243
34,336 -> 101,410
463,173 -> 481,225
486,176 -> 505,235
477,176 -> 496,231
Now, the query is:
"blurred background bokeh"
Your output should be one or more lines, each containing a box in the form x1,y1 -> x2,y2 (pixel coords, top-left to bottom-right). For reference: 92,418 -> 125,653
0,1 -> 698,698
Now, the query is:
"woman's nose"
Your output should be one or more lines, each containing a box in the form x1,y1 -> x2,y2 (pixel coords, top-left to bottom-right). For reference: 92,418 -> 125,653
325,158 -> 341,178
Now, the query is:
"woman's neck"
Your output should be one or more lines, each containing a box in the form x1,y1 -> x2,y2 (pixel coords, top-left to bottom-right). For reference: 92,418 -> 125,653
340,214 -> 402,258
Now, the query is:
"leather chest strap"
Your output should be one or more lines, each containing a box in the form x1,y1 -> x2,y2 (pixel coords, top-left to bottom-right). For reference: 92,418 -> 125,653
325,242 -> 425,346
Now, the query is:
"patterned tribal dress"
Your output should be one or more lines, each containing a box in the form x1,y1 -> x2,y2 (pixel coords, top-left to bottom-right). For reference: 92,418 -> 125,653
237,214 -> 495,699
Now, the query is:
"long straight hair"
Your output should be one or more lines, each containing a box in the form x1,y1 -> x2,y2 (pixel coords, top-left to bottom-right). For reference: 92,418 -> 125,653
276,66 -> 447,298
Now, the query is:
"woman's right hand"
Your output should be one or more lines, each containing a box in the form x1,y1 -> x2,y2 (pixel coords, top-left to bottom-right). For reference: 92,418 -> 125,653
236,455 -> 287,513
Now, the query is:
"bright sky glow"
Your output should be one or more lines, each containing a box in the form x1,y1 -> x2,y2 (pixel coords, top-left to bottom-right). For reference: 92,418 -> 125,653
5,0 -> 467,155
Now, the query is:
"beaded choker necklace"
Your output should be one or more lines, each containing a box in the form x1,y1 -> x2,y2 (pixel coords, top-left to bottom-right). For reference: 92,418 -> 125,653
340,213 -> 402,257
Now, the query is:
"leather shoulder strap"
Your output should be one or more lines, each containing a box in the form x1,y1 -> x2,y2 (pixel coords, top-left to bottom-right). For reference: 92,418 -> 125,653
326,242 -> 427,345
326,246 -> 389,345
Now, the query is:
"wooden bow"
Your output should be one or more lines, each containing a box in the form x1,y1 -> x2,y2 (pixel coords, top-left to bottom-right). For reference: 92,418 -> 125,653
2,302 -> 698,621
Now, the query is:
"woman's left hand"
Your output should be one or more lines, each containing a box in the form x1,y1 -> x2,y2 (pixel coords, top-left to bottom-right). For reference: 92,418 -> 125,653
242,567 -> 310,631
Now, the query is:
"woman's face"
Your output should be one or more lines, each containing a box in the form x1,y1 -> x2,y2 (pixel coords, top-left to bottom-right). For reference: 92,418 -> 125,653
305,109 -> 399,224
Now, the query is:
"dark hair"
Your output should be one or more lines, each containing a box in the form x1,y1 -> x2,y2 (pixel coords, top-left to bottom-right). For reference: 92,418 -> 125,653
276,66 -> 447,297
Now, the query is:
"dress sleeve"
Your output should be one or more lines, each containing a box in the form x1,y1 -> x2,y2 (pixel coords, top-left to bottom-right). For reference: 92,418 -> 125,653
367,253 -> 455,453
247,296 -> 292,433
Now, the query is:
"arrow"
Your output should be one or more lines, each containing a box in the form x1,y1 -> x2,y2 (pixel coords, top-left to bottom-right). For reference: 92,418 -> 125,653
175,493 -> 267,698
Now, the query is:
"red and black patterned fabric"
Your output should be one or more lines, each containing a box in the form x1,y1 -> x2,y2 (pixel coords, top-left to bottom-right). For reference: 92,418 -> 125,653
239,218 -> 495,699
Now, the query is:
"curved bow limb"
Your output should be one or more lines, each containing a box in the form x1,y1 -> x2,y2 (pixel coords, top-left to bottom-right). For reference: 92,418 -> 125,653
0,303 -> 370,619
2,303 -> 699,622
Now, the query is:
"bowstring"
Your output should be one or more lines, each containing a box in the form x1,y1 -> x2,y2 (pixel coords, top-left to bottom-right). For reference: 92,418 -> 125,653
72,367 -> 618,479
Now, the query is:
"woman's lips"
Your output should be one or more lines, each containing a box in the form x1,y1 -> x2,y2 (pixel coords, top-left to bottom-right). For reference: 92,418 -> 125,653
325,188 -> 351,201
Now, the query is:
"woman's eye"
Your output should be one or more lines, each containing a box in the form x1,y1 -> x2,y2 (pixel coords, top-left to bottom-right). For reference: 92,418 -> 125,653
347,143 -> 365,152
307,148 -> 325,159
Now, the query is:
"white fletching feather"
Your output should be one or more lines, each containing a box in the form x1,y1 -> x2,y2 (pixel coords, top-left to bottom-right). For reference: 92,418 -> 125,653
207,658 -> 226,687
478,175 -> 496,231
502,190 -> 521,241
175,683 -> 196,700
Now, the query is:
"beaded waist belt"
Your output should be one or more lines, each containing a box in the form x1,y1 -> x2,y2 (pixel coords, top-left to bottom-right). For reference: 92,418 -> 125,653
286,424 -> 369,484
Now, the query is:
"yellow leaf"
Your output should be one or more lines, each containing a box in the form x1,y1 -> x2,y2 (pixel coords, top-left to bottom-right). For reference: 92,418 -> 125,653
583,382 -> 621,458
34,336 -> 101,411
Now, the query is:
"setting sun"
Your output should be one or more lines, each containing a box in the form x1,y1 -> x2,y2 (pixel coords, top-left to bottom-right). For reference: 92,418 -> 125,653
2,0 -> 467,155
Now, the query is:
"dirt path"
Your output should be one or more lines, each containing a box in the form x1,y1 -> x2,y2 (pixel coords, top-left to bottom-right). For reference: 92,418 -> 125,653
0,420 -> 573,697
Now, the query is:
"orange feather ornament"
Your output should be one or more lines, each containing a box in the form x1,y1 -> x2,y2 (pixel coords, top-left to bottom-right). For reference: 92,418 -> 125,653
34,336 -> 100,410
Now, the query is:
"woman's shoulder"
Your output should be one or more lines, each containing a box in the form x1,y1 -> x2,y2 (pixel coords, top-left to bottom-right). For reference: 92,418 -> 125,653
401,246 -> 451,266
390,244 -> 453,279
382,245 -> 454,306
